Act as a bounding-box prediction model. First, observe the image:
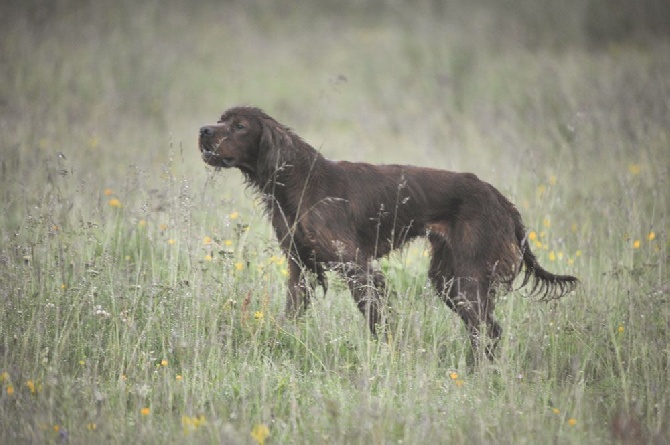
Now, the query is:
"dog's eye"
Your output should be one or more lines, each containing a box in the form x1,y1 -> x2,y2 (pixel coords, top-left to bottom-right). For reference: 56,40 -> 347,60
234,123 -> 246,131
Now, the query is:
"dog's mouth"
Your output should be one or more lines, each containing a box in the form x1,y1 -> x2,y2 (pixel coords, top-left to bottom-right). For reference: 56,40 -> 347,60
200,146 -> 235,168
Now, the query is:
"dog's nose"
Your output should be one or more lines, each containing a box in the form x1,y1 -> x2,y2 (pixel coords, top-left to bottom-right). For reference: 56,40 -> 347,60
199,126 -> 214,137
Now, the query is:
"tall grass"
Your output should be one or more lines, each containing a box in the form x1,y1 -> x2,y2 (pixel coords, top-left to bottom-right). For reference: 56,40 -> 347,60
1,1 -> 668,443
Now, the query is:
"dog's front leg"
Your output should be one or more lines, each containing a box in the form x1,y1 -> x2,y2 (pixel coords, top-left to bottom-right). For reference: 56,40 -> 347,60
340,263 -> 385,337
285,258 -> 311,318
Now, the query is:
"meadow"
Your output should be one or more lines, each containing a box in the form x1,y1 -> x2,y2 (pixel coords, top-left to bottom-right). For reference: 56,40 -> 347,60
0,1 -> 668,443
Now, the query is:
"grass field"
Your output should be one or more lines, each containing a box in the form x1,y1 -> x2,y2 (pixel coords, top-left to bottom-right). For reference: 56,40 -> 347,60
1,1 -> 668,443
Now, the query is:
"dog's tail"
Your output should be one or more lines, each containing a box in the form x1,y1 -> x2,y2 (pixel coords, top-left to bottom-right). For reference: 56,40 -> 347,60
515,224 -> 578,301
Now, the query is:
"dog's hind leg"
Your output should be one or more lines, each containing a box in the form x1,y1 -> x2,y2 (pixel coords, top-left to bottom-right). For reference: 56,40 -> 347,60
429,236 -> 501,365
449,276 -> 501,366
428,235 -> 455,303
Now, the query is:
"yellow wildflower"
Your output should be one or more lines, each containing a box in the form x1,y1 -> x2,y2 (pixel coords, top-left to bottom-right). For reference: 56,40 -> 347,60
632,240 -> 640,249
161,359 -> 168,367
168,239 -> 176,245
628,164 -> 641,175
88,136 -> 99,149
235,262 -> 244,271
567,418 -> 577,426
528,231 -> 537,241
176,375 -> 183,382
449,372 -> 458,380
103,188 -> 113,196
182,415 -> 207,434
254,311 -> 264,320
552,408 -> 560,414
204,254 -> 212,262
229,211 -> 239,220
549,251 -> 556,261
617,325 -> 624,333
224,239 -> 233,247
140,407 -> 151,416
108,198 -> 122,208
251,424 -> 270,445
6,385 -> 14,395
203,236 -> 213,245
182,416 -> 192,432
647,231 -> 655,241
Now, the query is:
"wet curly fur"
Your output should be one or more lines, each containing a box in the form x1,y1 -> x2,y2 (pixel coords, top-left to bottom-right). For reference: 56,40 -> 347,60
199,106 -> 578,361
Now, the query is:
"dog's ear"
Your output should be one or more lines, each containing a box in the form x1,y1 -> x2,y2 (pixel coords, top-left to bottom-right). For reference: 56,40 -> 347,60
258,118 -> 293,178
259,118 -> 278,154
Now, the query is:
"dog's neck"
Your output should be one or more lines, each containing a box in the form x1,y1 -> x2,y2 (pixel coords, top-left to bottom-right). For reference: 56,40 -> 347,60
256,145 -> 325,223
255,137 -> 323,188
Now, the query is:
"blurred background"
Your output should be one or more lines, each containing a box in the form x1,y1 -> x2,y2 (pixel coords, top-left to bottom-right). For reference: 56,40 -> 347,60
2,0 -> 668,163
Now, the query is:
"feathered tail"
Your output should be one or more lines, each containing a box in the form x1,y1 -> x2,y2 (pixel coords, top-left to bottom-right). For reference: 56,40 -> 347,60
517,237 -> 578,301
511,210 -> 578,300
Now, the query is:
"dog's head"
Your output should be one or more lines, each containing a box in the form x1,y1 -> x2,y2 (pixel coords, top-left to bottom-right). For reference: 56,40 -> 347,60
199,106 -> 308,187
198,106 -> 268,174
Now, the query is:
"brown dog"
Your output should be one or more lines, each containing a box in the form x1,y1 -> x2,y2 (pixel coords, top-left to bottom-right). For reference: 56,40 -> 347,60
199,106 -> 577,361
